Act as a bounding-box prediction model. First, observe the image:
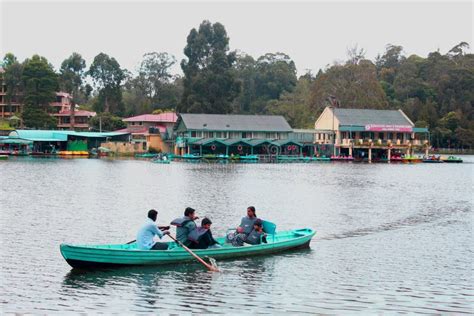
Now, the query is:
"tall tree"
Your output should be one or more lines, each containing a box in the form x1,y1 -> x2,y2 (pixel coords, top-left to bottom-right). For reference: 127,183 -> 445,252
59,52 -> 86,130
266,74 -> 315,128
88,53 -> 125,114
21,55 -> 58,128
179,20 -> 240,113
2,53 -> 24,117
138,52 -> 176,100
310,59 -> 387,111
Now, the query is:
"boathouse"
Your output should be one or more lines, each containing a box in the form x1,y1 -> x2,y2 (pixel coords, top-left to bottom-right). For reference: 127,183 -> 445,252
0,130 -> 130,155
174,114 -> 301,157
314,107 -> 430,161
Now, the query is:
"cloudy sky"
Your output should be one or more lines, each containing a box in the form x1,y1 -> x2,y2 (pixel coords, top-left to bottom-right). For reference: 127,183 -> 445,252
1,0 -> 472,76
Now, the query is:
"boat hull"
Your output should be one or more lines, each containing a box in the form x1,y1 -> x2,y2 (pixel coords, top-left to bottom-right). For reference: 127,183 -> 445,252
60,228 -> 315,269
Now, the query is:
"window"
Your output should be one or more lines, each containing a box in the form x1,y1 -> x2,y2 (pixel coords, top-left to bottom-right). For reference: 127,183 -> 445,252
215,132 -> 222,138
378,132 -> 384,140
191,131 -> 197,137
242,132 -> 250,139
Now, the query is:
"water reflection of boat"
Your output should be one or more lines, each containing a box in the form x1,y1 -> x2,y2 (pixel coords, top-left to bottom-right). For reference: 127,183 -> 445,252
60,228 -> 316,269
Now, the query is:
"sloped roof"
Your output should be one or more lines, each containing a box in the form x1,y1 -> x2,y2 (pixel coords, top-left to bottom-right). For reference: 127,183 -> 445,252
9,130 -> 130,141
55,110 -> 96,117
178,114 -> 292,132
333,108 -> 413,126
123,113 -> 177,123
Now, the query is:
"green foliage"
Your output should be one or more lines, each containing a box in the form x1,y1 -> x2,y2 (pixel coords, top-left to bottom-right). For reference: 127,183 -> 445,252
310,59 -> 387,111
88,53 -> 125,115
266,75 -> 315,128
179,20 -> 240,114
22,55 -> 58,109
22,105 -> 57,129
89,112 -> 126,132
3,53 -> 24,110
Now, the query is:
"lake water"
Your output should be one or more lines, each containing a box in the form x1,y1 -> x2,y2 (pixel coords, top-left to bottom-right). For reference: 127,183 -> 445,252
1,157 -> 473,313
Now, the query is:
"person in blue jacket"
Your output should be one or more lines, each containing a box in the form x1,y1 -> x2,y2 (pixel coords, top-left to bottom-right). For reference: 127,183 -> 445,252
136,209 -> 170,250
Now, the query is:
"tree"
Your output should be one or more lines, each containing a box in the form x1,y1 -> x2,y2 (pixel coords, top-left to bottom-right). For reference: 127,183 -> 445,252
310,59 -> 387,111
138,52 -> 176,99
123,53 -> 182,115
88,53 -> 125,114
2,53 -> 24,116
347,44 -> 366,65
21,55 -> 58,128
179,20 -> 240,113
253,52 -> 298,112
59,52 -> 86,129
266,75 -> 315,128
89,112 -> 126,132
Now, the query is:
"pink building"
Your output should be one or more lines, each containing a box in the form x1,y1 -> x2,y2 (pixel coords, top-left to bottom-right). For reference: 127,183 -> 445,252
119,112 -> 178,152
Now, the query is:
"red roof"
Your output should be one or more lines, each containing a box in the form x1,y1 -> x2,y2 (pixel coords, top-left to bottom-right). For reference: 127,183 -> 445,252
55,110 -> 96,117
123,112 -> 177,123
115,125 -> 167,134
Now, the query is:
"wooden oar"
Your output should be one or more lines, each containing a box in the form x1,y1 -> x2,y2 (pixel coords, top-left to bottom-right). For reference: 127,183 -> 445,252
167,234 -> 220,272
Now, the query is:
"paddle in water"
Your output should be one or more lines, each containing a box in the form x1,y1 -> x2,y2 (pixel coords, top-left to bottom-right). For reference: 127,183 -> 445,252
168,234 -> 220,272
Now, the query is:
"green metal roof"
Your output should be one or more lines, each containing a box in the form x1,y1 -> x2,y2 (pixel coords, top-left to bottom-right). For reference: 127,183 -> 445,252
246,139 -> 277,146
272,139 -> 303,146
339,125 -> 366,132
413,127 -> 429,133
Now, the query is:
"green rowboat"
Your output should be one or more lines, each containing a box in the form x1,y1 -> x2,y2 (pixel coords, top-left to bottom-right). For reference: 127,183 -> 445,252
60,228 -> 316,269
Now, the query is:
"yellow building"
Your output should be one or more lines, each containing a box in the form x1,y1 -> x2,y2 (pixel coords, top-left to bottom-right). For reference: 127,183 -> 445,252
314,107 -> 430,161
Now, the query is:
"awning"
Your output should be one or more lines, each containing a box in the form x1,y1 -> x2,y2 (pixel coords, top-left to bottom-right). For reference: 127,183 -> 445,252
0,138 -> 33,145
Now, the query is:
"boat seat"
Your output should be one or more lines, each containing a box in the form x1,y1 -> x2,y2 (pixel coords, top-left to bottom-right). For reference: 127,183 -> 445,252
262,220 -> 276,243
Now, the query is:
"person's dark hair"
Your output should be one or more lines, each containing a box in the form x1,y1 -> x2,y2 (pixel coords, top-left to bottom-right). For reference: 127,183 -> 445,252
254,218 -> 263,227
247,206 -> 256,216
184,207 -> 195,217
201,217 -> 212,226
148,209 -> 158,221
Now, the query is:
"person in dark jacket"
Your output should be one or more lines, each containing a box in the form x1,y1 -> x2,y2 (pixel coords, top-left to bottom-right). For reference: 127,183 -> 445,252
188,218 -> 221,249
245,219 -> 267,245
171,207 -> 198,247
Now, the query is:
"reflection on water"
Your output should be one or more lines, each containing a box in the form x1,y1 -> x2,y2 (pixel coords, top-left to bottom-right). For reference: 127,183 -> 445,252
1,157 -> 473,313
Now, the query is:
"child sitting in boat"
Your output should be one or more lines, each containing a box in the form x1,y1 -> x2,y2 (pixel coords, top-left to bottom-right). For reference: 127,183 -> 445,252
227,219 -> 267,247
188,217 -> 221,249
244,219 -> 267,245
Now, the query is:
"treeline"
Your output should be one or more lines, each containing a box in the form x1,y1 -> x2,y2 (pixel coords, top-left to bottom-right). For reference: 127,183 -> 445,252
2,20 -> 473,147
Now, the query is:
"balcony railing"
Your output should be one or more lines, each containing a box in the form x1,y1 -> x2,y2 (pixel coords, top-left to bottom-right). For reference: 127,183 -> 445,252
339,138 -> 428,147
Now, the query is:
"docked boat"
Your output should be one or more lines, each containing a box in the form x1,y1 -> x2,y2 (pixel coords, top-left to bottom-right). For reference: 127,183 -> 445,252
330,155 -> 354,161
422,155 -> 443,163
60,228 -> 316,269
0,155 -> 8,160
181,153 -> 202,160
151,158 -> 171,164
239,155 -> 259,161
135,153 -> 158,158
402,155 -> 423,163
441,155 -> 463,163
